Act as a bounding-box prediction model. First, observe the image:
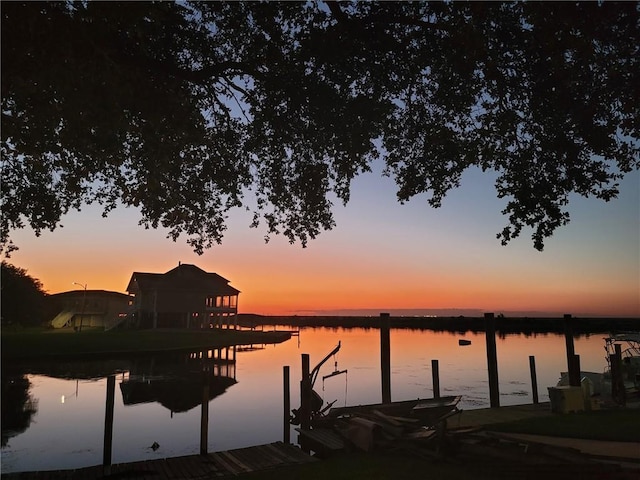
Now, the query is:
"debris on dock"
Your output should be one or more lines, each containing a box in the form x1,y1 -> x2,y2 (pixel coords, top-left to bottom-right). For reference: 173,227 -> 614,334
297,396 -> 462,456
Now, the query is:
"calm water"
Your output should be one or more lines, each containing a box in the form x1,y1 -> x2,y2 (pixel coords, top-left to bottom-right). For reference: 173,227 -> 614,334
1,327 -> 609,473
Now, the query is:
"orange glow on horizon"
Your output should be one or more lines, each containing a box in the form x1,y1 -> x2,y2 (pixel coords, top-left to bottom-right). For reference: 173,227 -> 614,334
30,265 -> 639,318
10,228 -> 640,317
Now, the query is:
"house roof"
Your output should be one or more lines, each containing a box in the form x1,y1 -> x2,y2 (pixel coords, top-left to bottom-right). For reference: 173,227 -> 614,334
126,263 -> 240,295
49,290 -> 130,300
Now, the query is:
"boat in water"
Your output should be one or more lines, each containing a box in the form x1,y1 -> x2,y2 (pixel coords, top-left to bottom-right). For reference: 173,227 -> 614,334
605,332 -> 640,399
604,332 -> 640,369
557,332 -> 640,402
324,395 -> 462,427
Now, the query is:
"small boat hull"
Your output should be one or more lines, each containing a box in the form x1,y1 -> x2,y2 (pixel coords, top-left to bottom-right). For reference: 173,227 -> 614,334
324,395 -> 461,427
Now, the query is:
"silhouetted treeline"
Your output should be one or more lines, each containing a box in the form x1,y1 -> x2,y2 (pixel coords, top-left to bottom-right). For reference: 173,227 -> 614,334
238,315 -> 640,336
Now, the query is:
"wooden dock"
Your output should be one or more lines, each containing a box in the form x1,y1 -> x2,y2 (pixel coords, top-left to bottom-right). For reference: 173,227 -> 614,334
1,442 -> 316,479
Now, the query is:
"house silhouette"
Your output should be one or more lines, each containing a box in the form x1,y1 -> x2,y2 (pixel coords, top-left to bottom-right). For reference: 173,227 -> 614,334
126,263 -> 240,329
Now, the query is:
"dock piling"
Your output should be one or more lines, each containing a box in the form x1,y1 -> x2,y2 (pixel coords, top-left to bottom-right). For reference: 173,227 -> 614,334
564,314 -> 580,387
484,313 -> 500,408
529,355 -> 539,404
380,313 -> 391,404
283,366 -> 290,444
611,344 -> 626,406
301,354 -> 311,431
431,359 -> 440,399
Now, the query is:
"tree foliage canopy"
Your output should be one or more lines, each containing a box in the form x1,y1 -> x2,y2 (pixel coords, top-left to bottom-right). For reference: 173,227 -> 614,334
2,1 -> 638,253
0,261 -> 47,325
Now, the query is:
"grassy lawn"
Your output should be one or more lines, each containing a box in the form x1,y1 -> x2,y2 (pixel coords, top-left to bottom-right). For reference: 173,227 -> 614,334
487,408 -> 640,442
1,327 -> 291,359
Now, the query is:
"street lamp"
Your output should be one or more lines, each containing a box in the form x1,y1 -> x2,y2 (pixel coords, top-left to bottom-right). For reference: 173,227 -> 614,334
72,282 -> 87,332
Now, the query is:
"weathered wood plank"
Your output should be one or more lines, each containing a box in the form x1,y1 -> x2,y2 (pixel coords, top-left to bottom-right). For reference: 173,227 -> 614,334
264,442 -> 311,465
154,458 -> 174,479
1,443 -> 315,480
218,450 -> 253,473
183,455 -> 207,479
263,442 -> 292,464
209,451 -> 243,476
165,456 -> 191,479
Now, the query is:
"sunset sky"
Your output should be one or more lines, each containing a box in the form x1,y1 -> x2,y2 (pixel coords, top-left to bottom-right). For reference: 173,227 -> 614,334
7,162 -> 639,317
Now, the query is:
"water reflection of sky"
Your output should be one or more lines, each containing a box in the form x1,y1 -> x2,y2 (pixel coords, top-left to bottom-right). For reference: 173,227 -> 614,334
1,328 -> 610,474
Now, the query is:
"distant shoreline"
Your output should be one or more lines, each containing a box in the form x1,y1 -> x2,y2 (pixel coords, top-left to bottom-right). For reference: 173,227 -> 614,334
237,314 -> 640,335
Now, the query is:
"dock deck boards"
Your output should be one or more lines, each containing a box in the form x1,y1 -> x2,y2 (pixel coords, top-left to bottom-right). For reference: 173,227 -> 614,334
1,442 -> 316,479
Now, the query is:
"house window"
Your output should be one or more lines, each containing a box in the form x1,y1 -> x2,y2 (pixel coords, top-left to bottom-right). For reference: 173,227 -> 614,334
206,296 -> 237,308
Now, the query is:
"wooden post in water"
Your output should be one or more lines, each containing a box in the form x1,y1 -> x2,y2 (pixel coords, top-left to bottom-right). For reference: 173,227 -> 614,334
529,356 -> 539,404
573,354 -> 581,383
103,375 -> 115,474
563,314 -> 580,387
301,354 -> 311,431
611,344 -> 626,406
380,313 -> 391,404
431,359 -> 440,399
484,313 -> 500,408
200,369 -> 209,455
283,366 -> 291,444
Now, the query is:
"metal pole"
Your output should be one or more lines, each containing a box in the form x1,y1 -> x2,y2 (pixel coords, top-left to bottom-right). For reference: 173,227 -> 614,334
73,282 -> 87,332
79,286 -> 86,332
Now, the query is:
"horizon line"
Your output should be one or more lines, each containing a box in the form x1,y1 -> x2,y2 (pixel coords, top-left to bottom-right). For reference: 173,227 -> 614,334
240,308 -> 640,319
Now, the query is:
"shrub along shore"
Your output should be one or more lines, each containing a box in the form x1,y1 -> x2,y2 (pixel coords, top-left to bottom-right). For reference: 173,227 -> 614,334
3,315 -> 639,360
240,314 -> 640,335
1,327 -> 292,360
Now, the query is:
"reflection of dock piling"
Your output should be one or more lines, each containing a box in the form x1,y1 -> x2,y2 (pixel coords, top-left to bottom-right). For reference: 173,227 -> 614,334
200,368 -> 209,455
103,375 -> 115,474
